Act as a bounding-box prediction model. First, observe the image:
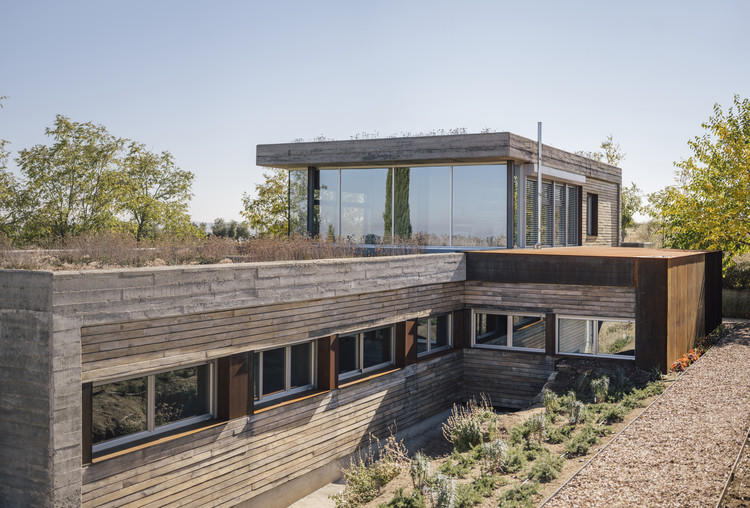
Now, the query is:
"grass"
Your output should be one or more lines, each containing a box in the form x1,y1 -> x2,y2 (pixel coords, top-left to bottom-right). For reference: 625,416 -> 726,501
0,231 -> 423,270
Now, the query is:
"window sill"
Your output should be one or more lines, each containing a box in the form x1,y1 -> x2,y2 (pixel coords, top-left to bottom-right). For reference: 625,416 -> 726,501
90,418 -> 225,464
417,347 -> 455,361
253,388 -> 330,414
473,344 -> 546,354
338,366 -> 400,389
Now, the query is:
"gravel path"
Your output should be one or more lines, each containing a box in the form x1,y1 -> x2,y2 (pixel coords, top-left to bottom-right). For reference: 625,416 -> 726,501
545,323 -> 750,507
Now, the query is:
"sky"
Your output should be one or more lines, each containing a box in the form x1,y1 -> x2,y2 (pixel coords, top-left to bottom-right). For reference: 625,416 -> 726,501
1,0 -> 748,223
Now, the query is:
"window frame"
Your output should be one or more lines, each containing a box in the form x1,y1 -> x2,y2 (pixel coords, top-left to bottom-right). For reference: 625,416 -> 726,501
416,312 -> 453,356
338,324 -> 395,380
556,315 -> 635,360
586,193 -> 599,236
92,362 -> 216,454
471,310 -> 546,352
254,341 -> 317,404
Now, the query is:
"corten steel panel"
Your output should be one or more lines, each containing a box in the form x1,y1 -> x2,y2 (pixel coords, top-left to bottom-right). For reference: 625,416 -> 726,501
405,320 -> 418,366
545,313 -> 556,355
667,256 -> 706,366
705,250 -> 723,335
217,352 -> 253,420
453,309 -> 471,349
635,258 -> 669,371
317,335 -> 337,390
466,252 -> 635,287
82,382 -> 93,465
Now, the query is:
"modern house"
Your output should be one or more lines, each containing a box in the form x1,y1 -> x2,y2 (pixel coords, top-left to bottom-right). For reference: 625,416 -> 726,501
0,132 -> 721,507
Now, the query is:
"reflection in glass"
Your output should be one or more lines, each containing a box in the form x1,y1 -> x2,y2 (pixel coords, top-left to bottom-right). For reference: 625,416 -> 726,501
290,343 -> 312,388
417,318 -> 429,354
289,170 -> 308,235
435,314 -> 450,349
92,377 -> 148,444
341,168 -> 388,243
317,170 -> 339,240
598,321 -> 635,356
402,166 -> 450,245
155,366 -> 209,427
475,313 -> 508,346
511,316 -> 546,349
263,348 -> 285,397
453,165 -> 507,246
339,334 -> 359,375
363,328 -> 391,369
558,318 -> 594,354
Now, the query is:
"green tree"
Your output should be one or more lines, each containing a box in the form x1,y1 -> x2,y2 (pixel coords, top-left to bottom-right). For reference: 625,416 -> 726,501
576,134 -> 626,167
120,142 -> 195,240
383,167 -> 411,240
621,182 -> 643,237
241,167 -> 289,236
648,95 -> 750,267
211,218 -> 250,239
16,115 -> 124,238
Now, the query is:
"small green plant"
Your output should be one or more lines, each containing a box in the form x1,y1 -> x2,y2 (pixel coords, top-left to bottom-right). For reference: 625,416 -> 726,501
596,403 -> 626,424
472,474 -> 506,498
453,483 -> 481,508
497,481 -> 540,508
378,488 -> 426,508
426,473 -> 454,508
509,421 -> 532,444
574,373 -> 592,398
527,413 -> 547,442
542,389 -> 559,414
564,426 -> 600,457
547,424 -> 573,444
442,395 -> 496,452
439,451 -> 473,478
569,400 -> 588,425
477,438 -> 507,474
590,375 -> 610,403
527,450 -> 564,483
410,452 -> 431,491
501,445 -> 526,473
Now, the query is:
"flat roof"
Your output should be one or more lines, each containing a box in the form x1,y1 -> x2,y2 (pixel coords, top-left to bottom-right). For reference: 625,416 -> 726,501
471,246 -> 709,259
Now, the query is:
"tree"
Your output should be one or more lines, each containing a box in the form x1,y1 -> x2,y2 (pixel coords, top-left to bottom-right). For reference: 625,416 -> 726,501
15,115 -> 124,238
120,142 -> 195,240
621,182 -> 643,237
241,167 -> 289,236
576,134 -> 626,167
648,95 -> 750,267
383,167 -> 411,240
211,218 -> 250,240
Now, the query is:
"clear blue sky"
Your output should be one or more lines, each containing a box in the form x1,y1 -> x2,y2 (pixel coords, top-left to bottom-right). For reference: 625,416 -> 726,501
1,0 -> 748,222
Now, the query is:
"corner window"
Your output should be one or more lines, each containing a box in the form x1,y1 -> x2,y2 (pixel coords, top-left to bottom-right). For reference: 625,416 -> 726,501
557,317 -> 635,358
339,325 -> 394,379
586,193 -> 599,236
417,313 -> 452,355
526,179 -> 579,246
473,311 -> 545,351
254,342 -> 315,403
92,363 -> 214,453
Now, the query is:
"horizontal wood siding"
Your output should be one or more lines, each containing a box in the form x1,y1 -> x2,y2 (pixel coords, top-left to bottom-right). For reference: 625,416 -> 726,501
463,349 -> 556,408
667,256 -> 706,367
583,177 -> 619,247
80,282 -> 464,382
81,352 -> 463,507
464,281 -> 635,318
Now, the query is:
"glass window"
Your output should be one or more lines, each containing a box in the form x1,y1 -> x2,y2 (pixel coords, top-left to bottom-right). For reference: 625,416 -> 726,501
452,164 -> 507,246
474,312 -> 545,351
527,178 -> 580,247
338,326 -> 394,379
567,186 -> 578,245
554,183 -> 567,246
587,193 -> 599,236
289,170 -> 308,235
317,170 -> 339,239
341,168 -> 388,243
558,317 -> 635,357
255,342 -> 315,403
93,363 -> 213,452
389,166 -> 450,245
417,313 -> 452,355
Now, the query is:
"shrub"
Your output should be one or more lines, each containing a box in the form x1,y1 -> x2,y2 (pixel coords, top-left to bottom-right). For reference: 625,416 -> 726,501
574,373 -> 592,398
527,450 -> 564,483
439,451 -> 473,478
442,395 -> 496,452
453,483 -> 481,508
547,425 -> 573,444
724,261 -> 750,290
569,400 -> 588,425
596,403 -> 626,424
564,426 -> 600,457
527,413 -> 547,442
410,452 -> 431,491
477,439 -> 507,474
426,473 -> 454,508
590,375 -> 610,403
542,389 -> 560,414
378,488 -> 426,508
497,481 -> 540,508
501,445 -> 526,473
472,474 -> 506,498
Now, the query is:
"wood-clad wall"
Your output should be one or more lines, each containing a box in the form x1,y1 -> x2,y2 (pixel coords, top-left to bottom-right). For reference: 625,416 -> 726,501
463,349 -> 556,408
81,352 -> 462,508
667,256 -> 706,367
464,281 -> 636,318
583,177 -> 619,247
80,282 -> 464,382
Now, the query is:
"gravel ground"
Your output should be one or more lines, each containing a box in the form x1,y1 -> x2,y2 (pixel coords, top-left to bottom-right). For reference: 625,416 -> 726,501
545,323 -> 750,508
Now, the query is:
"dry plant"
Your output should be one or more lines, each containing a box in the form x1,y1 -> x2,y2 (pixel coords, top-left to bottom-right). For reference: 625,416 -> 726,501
441,393 -> 497,452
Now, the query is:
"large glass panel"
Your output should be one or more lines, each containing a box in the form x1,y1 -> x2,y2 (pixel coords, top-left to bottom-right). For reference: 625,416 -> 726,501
475,313 -> 508,346
598,321 -> 636,356
92,377 -> 148,444
417,317 -> 429,354
290,343 -> 312,389
391,166 -> 450,245
339,334 -> 359,375
363,327 -> 392,369
262,348 -> 285,397
452,164 -> 507,246
317,170 -> 339,240
154,365 -> 210,427
541,181 -> 554,246
558,318 -> 594,354
435,314 -> 451,349
289,170 -> 308,235
341,168 -> 388,243
554,183 -> 567,246
512,316 -> 546,349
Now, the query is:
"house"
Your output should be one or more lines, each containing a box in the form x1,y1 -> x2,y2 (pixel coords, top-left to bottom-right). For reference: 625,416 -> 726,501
0,132 -> 721,507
